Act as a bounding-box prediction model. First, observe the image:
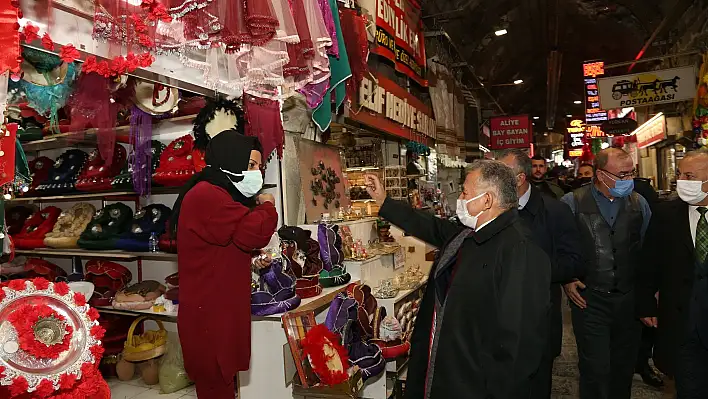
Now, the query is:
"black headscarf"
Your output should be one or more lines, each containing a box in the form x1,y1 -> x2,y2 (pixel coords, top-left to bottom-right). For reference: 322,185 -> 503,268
170,129 -> 263,238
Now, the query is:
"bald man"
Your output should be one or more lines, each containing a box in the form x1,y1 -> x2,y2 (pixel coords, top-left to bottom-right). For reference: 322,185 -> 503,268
561,148 -> 652,399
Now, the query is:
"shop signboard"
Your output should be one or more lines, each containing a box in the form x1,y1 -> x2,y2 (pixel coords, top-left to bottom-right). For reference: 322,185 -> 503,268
598,66 -> 697,109
359,0 -> 427,86
488,115 -> 532,150
584,61 -> 608,125
567,119 -> 585,158
633,113 -> 667,149
601,117 -> 639,136
351,75 -> 436,143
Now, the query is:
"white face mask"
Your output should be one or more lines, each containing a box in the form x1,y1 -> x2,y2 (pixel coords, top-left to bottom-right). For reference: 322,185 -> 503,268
456,192 -> 487,230
221,168 -> 264,198
677,179 -> 708,205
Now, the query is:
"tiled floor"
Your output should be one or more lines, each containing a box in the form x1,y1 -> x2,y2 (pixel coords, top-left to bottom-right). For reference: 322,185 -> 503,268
107,376 -> 196,399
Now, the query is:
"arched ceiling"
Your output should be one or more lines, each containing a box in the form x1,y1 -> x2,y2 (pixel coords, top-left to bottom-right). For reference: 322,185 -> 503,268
422,0 -> 701,134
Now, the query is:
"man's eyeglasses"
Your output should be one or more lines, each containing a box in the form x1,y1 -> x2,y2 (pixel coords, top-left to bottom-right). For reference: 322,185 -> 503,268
601,169 -> 636,180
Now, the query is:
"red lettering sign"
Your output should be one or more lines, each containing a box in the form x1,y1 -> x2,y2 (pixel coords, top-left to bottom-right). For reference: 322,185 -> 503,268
489,115 -> 532,150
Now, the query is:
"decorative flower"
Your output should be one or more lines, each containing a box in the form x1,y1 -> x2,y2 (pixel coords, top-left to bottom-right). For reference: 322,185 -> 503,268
35,379 -> 55,397
89,345 -> 104,360
59,44 -> 81,63
54,282 -> 70,296
9,377 -> 28,397
110,56 -> 128,76
137,52 -> 155,68
58,372 -> 77,390
41,33 -> 54,51
90,324 -> 106,340
87,307 -> 100,321
138,34 -> 154,48
8,303 -> 74,360
74,292 -> 87,307
95,60 -> 112,78
82,56 -> 98,74
32,278 -> 50,290
0,287 -> 5,302
8,279 -> 26,291
22,23 -> 39,43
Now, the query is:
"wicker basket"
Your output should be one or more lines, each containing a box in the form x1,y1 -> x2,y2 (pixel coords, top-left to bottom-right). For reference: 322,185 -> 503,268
122,316 -> 168,362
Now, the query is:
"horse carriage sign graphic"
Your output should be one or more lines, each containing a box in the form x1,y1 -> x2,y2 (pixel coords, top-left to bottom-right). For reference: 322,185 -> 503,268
597,66 -> 697,109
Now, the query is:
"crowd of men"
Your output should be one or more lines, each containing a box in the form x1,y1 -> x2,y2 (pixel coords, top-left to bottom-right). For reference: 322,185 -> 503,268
364,147 -> 708,399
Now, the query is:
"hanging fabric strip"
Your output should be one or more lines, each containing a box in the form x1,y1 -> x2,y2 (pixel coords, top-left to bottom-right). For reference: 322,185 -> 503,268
0,71 -> 8,124
0,0 -> 20,75
130,106 -> 153,196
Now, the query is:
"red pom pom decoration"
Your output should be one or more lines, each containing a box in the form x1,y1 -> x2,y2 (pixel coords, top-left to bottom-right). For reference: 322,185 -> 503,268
41,33 -> 54,51
53,282 -> 70,296
59,44 -> 81,63
32,278 -> 50,290
22,23 -> 39,43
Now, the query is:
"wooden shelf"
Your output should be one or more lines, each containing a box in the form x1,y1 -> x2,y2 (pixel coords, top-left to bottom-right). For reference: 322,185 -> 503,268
14,248 -> 177,262
96,305 -> 178,321
8,186 -> 182,203
21,114 -> 197,152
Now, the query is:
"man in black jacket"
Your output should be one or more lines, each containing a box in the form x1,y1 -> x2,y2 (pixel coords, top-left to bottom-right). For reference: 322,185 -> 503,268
364,160 -> 551,399
499,149 -> 583,398
531,155 -> 565,198
561,148 -> 651,399
637,149 -> 708,398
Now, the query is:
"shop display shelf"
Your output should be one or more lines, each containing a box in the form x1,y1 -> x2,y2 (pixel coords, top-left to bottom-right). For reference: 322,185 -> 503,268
14,248 -> 177,262
20,114 -> 197,152
345,166 -> 380,172
96,305 -> 178,321
8,187 -> 183,203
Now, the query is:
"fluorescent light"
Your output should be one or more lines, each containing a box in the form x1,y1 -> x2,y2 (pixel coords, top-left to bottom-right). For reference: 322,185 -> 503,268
533,116 -> 540,120
513,79 -> 523,85
566,114 -> 573,117
573,100 -> 582,104
543,133 -> 549,137
494,29 -> 508,36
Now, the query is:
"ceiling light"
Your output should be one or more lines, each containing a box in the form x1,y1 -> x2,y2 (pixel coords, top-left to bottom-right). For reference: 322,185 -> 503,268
533,116 -> 540,120
573,100 -> 582,104
494,29 -> 508,36
513,79 -> 523,85
566,114 -> 573,117
543,132 -> 549,137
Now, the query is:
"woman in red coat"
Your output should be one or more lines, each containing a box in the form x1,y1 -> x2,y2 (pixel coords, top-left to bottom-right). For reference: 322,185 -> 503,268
172,130 -> 278,398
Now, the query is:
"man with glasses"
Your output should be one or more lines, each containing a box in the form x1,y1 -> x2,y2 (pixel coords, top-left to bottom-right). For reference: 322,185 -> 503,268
560,148 -> 652,399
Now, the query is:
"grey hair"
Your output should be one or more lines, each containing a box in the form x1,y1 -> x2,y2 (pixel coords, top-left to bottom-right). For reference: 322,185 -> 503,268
684,148 -> 708,161
498,149 -> 532,178
595,148 -> 630,171
465,160 -> 519,210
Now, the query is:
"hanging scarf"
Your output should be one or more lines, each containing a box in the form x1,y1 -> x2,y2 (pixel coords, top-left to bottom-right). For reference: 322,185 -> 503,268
0,0 -> 21,75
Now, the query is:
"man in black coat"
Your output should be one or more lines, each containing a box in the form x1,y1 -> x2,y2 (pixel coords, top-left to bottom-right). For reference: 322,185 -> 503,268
364,160 -> 551,399
499,149 -> 583,398
637,149 -> 708,398
531,155 -> 565,199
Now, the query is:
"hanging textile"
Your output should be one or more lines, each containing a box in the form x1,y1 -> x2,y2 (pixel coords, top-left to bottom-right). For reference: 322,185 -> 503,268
244,94 -> 285,160
0,0 -> 20,75
296,0 -> 333,108
312,0 -> 350,132
339,8 -> 369,105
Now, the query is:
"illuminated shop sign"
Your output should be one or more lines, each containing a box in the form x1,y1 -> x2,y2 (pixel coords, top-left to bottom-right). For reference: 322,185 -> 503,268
584,61 -> 608,125
567,120 -> 585,158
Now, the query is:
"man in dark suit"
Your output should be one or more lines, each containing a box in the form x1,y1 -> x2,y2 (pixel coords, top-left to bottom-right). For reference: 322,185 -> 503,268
499,149 -> 583,398
531,155 -> 565,199
561,148 -> 651,399
364,160 -> 551,399
637,149 -> 708,398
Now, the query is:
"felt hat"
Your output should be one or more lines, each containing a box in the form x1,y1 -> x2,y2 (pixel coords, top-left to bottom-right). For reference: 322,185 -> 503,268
26,156 -> 53,194
152,135 -> 197,187
324,293 -> 358,335
346,283 -> 378,338
250,259 -> 301,316
112,140 -> 165,190
34,149 -> 89,195
12,206 -> 62,249
341,319 -> 385,381
77,203 -> 134,250
75,145 -> 127,192
114,204 -> 171,252
84,260 -> 132,307
5,205 -> 37,235
23,257 -> 67,282
369,307 -> 410,360
43,203 -> 96,249
280,233 -> 324,299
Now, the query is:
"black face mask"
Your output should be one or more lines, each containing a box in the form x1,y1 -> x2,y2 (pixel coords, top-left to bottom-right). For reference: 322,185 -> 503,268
577,177 -> 592,185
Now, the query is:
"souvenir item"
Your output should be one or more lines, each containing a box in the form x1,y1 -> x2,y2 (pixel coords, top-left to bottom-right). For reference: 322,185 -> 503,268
77,203 -> 134,250
12,206 -> 62,249
122,316 -> 168,362
26,156 -> 53,194
244,94 -> 285,160
318,223 -> 351,287
115,204 -> 172,252
11,48 -> 78,128
84,260 -> 132,307
311,164 -> 342,210
372,279 -> 398,299
251,258 -> 301,316
23,257 -> 68,282
341,319 -> 385,381
346,283 -> 377,338
300,324 -> 349,386
112,140 -> 165,190
75,146 -> 128,192
279,226 -> 323,299
0,279 -> 108,397
312,0 -> 350,132
323,293 -> 358,335
34,149 -> 89,195
4,105 -> 44,142
44,203 -> 96,248
296,0 -> 333,109
164,272 -> 179,302
113,280 -> 166,311
153,134 -> 197,187
192,97 -> 244,151
370,307 -> 410,360
4,205 -> 36,235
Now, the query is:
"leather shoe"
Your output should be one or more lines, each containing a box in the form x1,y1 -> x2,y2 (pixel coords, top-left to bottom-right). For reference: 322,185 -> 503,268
636,364 -> 664,389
